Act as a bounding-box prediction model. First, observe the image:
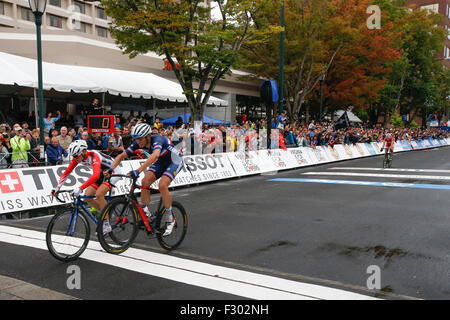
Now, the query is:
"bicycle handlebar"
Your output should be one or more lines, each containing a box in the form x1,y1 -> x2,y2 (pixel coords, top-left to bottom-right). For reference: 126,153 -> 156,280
52,190 -> 95,203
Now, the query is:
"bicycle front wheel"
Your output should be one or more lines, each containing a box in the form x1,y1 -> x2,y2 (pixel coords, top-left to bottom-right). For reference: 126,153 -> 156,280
46,209 -> 90,262
97,197 -> 139,254
156,201 -> 188,251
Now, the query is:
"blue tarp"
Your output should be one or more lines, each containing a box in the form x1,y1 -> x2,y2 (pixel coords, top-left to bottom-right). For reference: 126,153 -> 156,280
161,113 -> 229,126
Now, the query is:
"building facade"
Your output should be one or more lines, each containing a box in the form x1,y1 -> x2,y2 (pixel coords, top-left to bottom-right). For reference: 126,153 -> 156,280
0,0 -> 260,122
407,0 -> 450,67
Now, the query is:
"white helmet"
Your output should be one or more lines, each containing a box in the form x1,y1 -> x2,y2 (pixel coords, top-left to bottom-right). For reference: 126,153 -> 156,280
131,123 -> 152,138
68,140 -> 88,157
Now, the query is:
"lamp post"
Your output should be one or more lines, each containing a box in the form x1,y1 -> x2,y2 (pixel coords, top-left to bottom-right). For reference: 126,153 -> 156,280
319,73 -> 325,123
278,0 -> 285,115
28,0 -> 47,158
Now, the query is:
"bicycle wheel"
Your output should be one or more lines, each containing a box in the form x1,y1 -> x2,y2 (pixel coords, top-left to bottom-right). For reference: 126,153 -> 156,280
156,201 -> 188,251
97,197 -> 139,254
46,209 -> 90,262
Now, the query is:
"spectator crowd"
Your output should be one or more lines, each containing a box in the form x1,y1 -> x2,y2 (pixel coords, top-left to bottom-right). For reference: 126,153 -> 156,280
0,100 -> 449,169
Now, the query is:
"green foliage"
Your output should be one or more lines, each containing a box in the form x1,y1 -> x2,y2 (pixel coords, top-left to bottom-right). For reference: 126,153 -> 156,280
101,0 -> 277,123
390,113 -> 404,128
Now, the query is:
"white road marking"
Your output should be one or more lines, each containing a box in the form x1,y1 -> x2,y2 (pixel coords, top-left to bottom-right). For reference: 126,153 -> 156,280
303,172 -> 450,181
0,225 -> 378,300
330,167 -> 450,173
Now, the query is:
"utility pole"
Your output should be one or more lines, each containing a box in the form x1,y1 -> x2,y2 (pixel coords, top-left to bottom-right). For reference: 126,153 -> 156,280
278,0 -> 285,115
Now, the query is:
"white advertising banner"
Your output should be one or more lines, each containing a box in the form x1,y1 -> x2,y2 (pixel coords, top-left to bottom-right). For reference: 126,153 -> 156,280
287,148 -> 314,167
1,137 -> 449,214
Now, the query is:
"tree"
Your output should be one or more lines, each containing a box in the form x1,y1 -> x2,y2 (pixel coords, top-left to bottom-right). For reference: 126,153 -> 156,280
239,0 -> 399,123
371,0 -> 447,127
101,0 -> 278,125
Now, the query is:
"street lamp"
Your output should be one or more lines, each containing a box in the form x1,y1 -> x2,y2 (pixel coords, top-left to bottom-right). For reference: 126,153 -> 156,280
319,73 -> 325,123
278,0 -> 285,115
28,0 -> 47,158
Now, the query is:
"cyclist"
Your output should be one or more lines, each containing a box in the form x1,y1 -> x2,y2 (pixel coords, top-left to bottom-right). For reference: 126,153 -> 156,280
51,140 -> 123,233
106,123 -> 184,236
381,131 -> 395,162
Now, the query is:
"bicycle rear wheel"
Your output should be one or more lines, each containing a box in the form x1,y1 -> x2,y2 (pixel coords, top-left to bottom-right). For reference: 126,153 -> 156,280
46,209 -> 90,262
97,197 -> 139,254
156,201 -> 188,251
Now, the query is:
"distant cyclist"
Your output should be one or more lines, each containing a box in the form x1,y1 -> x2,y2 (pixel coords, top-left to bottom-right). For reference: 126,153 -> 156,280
106,123 -> 184,236
381,131 -> 395,159
51,140 -> 123,233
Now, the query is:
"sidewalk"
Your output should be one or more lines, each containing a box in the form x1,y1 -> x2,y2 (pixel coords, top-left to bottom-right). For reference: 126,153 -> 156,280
0,275 -> 77,300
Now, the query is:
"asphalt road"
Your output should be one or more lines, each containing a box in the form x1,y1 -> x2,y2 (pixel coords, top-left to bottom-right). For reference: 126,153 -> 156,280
0,147 -> 449,301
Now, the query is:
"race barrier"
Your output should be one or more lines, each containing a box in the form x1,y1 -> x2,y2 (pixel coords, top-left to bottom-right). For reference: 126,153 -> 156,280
0,138 -> 449,215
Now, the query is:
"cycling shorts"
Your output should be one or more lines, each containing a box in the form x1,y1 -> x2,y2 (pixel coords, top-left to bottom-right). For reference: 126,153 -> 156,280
148,157 -> 184,181
90,167 -> 123,190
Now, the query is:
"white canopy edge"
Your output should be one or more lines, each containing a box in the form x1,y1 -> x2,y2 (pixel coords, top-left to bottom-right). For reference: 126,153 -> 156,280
0,51 -> 228,106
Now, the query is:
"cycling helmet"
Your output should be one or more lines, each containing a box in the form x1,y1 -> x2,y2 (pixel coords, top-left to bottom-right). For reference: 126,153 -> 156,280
131,123 -> 152,138
68,140 -> 88,157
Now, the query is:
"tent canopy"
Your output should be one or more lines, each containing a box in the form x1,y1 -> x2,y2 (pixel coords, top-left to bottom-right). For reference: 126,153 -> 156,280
0,51 -> 227,106
161,113 -> 229,126
334,109 -> 362,123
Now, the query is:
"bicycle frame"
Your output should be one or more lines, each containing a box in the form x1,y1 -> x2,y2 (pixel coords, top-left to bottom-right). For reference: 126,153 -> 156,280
109,174 -> 164,233
54,191 -> 112,235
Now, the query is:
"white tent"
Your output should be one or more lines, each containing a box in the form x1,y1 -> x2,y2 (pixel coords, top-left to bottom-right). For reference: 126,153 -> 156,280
334,109 -> 362,123
0,51 -> 227,105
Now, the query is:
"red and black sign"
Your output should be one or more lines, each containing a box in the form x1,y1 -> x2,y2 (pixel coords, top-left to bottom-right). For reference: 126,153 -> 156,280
87,115 -> 115,133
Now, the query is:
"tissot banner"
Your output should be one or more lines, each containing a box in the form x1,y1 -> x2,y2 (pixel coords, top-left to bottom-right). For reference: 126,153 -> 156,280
1,139 -> 449,214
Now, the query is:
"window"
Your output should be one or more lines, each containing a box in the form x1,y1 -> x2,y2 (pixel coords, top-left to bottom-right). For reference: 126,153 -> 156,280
74,21 -> 87,33
97,26 -> 108,38
20,7 -> 34,22
74,1 -> 86,14
49,0 -> 61,7
0,2 -> 4,15
49,14 -> 62,28
97,7 -> 107,20
420,4 -> 439,14
445,46 -> 450,60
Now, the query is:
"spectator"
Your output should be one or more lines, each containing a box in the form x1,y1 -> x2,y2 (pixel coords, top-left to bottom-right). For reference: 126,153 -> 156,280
153,117 -> 161,129
115,116 -> 122,129
91,98 -> 105,115
107,126 -> 124,157
68,128 -> 78,141
121,127 -> 132,149
277,111 -> 287,129
44,135 -> 51,152
175,116 -> 183,129
22,122 -> 32,135
10,126 -> 30,168
46,137 -> 67,166
0,134 -> 10,169
43,111 -> 61,135
28,130 -> 40,166
80,131 -> 97,150
57,126 -> 72,150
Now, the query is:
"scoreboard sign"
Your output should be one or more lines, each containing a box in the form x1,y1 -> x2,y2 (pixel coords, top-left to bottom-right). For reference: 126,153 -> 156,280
87,115 -> 115,133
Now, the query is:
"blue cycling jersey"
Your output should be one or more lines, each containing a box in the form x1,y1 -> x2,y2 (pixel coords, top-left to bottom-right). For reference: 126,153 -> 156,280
125,134 -> 182,162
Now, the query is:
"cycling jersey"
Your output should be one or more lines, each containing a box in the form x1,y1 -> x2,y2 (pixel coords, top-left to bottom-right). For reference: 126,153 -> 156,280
125,134 -> 182,163
57,150 -> 120,190
383,136 -> 395,148
125,134 -> 184,181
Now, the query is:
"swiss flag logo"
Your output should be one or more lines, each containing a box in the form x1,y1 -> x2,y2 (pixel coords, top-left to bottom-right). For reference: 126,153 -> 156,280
0,172 -> 24,193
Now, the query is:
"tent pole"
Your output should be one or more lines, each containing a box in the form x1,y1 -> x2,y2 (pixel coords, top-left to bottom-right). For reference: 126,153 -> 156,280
34,89 -> 38,129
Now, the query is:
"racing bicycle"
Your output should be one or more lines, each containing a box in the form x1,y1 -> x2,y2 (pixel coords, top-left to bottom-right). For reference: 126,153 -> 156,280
96,174 -> 188,255
46,190 -> 124,262
382,148 -> 393,168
